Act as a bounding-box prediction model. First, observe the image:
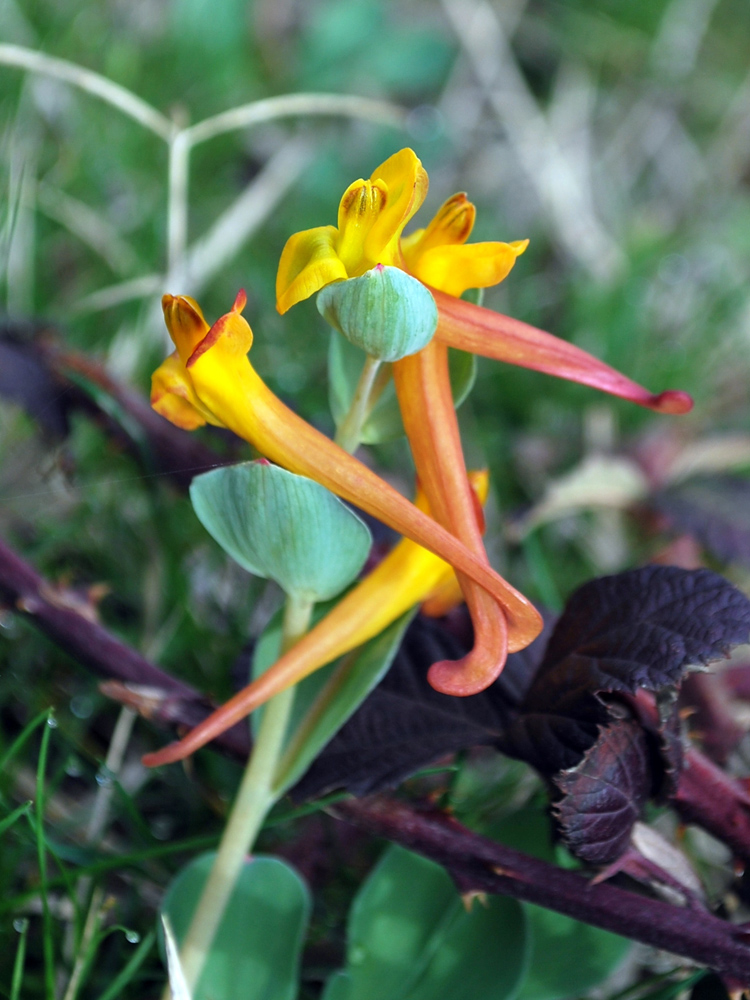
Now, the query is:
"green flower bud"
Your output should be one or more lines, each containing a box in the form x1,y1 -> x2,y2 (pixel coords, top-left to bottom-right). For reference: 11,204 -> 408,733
316,265 -> 438,362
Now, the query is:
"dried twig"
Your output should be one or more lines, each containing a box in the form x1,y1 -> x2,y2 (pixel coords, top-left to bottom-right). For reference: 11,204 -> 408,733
0,534 -> 249,758
440,0 -> 624,280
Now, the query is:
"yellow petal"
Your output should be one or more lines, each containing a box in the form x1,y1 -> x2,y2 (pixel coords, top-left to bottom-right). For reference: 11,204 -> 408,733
276,225 -> 348,314
162,295 -> 210,365
411,239 -> 529,297
188,289 -> 253,367
368,147 -> 429,266
335,178 -> 395,274
143,492 -> 455,766
402,193 -> 476,266
150,352 -> 218,430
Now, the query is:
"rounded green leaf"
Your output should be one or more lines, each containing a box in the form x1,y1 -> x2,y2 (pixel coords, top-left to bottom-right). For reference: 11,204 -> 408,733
488,805 -> 631,1000
343,845 -> 529,1000
190,461 -> 372,602
159,852 -> 311,1000
321,971 -> 353,1000
516,906 -> 630,1000
317,265 -> 438,362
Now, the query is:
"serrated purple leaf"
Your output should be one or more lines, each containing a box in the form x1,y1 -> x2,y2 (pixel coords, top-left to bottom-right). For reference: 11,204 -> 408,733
531,566 -> 750,699
292,612 -> 551,800
554,719 -> 651,864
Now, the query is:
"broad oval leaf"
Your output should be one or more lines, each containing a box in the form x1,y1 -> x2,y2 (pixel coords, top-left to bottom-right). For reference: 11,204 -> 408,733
342,845 -> 528,1000
491,805 -> 632,1000
517,904 -> 630,1000
190,461 -> 371,602
159,852 -> 310,1000
321,971 -> 353,1000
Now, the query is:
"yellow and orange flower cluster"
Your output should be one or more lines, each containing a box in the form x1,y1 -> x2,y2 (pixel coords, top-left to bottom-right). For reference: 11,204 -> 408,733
145,148 -> 692,766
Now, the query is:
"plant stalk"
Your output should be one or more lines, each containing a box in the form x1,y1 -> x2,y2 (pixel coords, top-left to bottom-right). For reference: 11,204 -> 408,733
334,354 -> 383,454
171,594 -> 313,998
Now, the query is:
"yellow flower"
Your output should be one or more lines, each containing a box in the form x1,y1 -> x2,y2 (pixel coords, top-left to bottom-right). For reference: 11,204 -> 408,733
274,148 -> 693,695
276,148 -> 428,314
151,292 -> 536,634
401,191 -> 528,297
142,473 -> 490,767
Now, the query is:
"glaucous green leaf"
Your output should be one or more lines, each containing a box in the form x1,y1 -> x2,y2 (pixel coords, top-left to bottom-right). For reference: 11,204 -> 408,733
321,971 -> 353,1000
516,905 -> 630,1000
328,334 -> 476,444
190,461 -> 371,602
490,805 -> 631,1000
159,853 -> 310,1000
338,845 -> 528,1000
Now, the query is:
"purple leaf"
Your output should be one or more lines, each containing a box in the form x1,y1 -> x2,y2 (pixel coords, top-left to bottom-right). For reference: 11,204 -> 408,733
292,612 -> 550,800
554,719 -> 652,864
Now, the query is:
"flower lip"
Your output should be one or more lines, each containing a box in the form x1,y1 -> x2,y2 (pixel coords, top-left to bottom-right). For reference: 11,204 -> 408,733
186,289 -> 252,368
162,294 -> 210,365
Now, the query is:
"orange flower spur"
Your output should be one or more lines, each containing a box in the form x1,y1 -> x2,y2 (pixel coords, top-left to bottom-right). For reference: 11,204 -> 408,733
275,148 -> 693,695
151,291 -> 537,642
142,473 -> 490,767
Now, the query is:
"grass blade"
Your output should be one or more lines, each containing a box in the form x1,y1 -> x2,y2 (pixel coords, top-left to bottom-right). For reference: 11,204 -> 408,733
0,800 -> 32,836
10,918 -> 29,1000
94,931 -> 156,1000
36,710 -> 56,1000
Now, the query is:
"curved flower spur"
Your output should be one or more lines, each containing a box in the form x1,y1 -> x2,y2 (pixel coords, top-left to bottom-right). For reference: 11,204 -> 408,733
142,473 -> 490,767
151,290 -> 539,638
275,148 -> 692,694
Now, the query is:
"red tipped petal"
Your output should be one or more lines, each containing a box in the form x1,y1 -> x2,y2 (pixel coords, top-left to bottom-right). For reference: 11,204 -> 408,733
432,290 -> 694,414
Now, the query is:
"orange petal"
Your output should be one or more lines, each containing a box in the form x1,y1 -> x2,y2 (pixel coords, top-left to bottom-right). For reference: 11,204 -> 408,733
421,469 -> 489,618
143,528 -> 450,766
393,340 -> 542,695
162,295 -> 210,366
150,351 -> 220,429
433,290 -> 694,414
183,300 -> 527,615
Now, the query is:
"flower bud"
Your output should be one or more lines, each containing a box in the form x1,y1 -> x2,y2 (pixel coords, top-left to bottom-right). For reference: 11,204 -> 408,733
316,265 -> 438,362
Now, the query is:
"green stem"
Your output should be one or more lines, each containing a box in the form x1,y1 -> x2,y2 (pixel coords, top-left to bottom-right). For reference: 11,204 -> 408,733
173,594 -> 313,998
334,354 -> 383,454
271,651 -> 356,795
